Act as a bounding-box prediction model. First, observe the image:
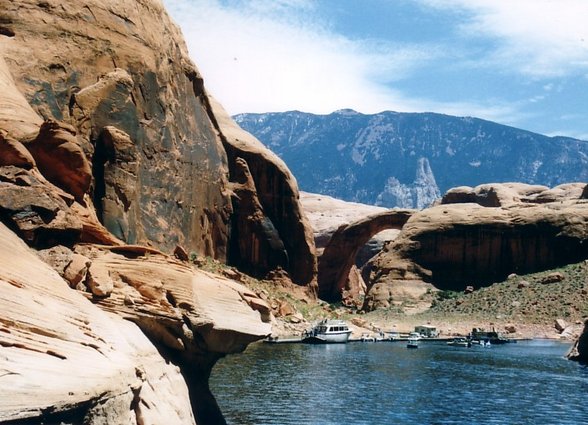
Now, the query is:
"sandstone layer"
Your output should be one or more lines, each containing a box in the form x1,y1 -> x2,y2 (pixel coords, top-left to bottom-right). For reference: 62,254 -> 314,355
0,0 -> 312,423
0,223 -> 197,424
363,183 -> 588,310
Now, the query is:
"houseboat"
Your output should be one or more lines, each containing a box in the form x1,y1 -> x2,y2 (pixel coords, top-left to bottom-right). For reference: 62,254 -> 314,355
447,337 -> 472,347
303,319 -> 352,344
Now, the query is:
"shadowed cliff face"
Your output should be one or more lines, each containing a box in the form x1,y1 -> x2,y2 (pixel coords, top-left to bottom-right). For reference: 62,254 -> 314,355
362,183 -> 588,310
1,0 -> 231,258
0,0 -> 311,423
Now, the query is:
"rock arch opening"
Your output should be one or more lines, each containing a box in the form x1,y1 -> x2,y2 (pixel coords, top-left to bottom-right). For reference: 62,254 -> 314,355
317,209 -> 414,302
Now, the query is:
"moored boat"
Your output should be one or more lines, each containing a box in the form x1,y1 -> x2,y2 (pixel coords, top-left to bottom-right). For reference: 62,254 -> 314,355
303,319 -> 352,344
447,337 -> 472,347
407,337 -> 419,349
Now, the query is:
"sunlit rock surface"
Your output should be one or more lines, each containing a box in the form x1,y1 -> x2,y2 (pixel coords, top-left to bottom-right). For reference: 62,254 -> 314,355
363,183 -> 588,310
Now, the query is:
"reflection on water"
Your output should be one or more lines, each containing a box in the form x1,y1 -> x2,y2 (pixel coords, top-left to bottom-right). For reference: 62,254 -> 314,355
210,340 -> 588,425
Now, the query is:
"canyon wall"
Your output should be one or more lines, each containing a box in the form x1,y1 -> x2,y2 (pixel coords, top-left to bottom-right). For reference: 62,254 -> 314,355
362,183 -> 588,310
0,0 -> 314,422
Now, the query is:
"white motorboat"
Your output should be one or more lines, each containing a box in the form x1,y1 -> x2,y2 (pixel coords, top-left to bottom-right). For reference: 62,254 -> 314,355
447,337 -> 472,347
407,337 -> 419,349
303,319 -> 352,344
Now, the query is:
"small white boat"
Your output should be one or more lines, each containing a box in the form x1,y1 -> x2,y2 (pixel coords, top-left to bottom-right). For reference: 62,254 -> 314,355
407,337 -> 419,349
447,337 -> 472,347
303,319 -> 352,344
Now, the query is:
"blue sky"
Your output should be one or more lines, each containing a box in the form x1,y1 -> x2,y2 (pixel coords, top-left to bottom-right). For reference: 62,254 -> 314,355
164,0 -> 588,140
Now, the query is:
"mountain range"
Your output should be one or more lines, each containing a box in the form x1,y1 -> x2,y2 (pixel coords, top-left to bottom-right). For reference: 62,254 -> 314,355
234,110 -> 588,208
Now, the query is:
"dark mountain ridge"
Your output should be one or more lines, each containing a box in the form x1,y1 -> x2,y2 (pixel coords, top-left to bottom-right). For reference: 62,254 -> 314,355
235,109 -> 588,208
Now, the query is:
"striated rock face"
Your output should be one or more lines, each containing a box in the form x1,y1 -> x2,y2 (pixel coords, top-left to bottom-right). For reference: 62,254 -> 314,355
1,0 -> 231,257
363,183 -> 588,310
211,99 -> 316,286
0,223 -> 197,424
0,218 -> 271,423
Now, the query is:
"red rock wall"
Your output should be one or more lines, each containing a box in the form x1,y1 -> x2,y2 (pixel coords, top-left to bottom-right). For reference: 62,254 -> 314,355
1,0 -> 231,258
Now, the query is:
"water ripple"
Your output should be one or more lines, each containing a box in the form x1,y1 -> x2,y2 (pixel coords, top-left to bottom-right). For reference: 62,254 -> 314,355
211,341 -> 588,425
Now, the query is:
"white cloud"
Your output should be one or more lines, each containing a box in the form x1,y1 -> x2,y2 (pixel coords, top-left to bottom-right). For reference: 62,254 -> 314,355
162,0 -> 560,128
163,0 -> 445,115
420,0 -> 588,78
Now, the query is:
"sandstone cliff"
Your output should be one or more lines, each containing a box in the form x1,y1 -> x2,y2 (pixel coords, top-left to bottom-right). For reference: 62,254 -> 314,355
0,0 -> 314,423
362,183 -> 588,310
0,0 -> 315,283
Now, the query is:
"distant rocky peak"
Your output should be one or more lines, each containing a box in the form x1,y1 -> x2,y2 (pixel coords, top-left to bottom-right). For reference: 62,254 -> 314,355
375,157 -> 440,209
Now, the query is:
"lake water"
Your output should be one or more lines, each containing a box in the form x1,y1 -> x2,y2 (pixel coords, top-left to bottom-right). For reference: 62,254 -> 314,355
210,340 -> 588,425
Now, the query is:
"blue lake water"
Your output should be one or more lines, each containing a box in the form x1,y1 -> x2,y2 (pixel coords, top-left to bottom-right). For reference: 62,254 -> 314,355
210,340 -> 588,425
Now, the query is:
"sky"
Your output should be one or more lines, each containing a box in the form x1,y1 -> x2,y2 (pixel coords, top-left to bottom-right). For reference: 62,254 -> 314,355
163,0 -> 588,140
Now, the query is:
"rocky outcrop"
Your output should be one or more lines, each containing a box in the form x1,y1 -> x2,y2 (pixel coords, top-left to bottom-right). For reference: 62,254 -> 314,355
25,119 -> 92,203
568,320 -> 588,364
317,209 -> 414,302
0,0 -> 314,422
0,223 -> 197,424
1,0 -> 231,257
440,182 -> 586,207
363,183 -> 588,310
0,218 -> 271,423
1,0 -> 316,280
210,99 -> 316,286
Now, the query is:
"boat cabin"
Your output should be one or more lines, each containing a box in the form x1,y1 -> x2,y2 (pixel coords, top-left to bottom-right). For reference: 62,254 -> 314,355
414,325 -> 438,338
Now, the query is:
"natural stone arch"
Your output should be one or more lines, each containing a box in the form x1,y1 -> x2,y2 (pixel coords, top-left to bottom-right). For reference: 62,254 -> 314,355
317,209 -> 414,301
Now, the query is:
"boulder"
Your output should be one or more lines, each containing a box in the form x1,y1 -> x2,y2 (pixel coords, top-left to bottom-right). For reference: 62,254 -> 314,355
555,318 -> 567,333
0,166 -> 82,247
25,120 -> 92,203
63,253 -> 91,289
276,300 -> 296,317
568,320 -> 588,363
541,272 -> 565,284
0,130 -> 35,168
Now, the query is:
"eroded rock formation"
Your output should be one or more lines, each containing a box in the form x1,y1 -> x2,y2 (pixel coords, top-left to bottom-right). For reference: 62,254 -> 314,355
210,99 -> 317,286
0,0 -> 314,422
0,223 -> 197,424
2,0 -> 231,256
363,183 -> 588,310
317,209 -> 414,302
